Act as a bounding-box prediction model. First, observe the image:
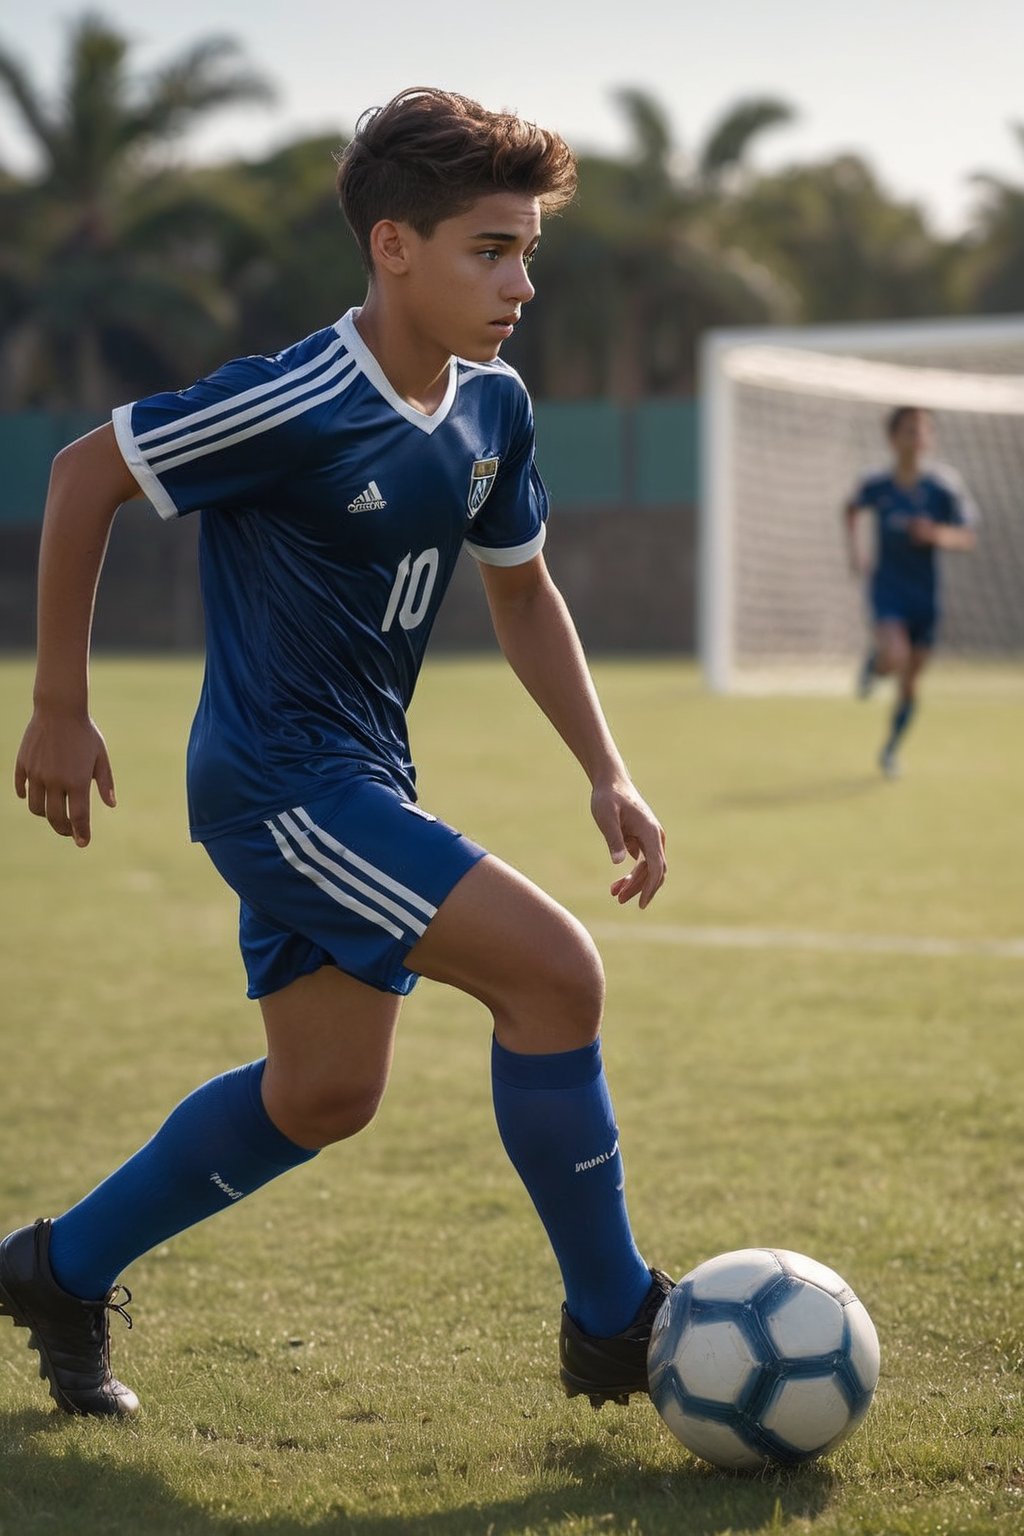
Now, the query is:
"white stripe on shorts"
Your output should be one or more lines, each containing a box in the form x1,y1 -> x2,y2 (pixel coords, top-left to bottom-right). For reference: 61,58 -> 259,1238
265,808 -> 436,942
291,806 -> 437,918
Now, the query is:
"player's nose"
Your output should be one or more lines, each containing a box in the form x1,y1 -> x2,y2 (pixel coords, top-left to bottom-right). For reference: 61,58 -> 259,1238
504,260 -> 535,305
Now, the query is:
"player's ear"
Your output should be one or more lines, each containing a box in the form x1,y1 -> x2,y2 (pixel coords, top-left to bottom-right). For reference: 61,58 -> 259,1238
369,219 -> 412,276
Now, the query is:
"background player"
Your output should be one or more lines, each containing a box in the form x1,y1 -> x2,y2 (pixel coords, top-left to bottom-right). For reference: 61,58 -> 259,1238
2,88 -> 670,1420
844,405 -> 977,776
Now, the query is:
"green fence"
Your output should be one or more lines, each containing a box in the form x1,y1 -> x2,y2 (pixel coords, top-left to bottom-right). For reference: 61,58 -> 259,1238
0,400 -> 698,524
0,412 -> 104,524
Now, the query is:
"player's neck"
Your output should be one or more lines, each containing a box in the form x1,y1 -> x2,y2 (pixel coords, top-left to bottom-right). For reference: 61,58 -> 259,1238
352,297 -> 452,416
893,456 -> 922,487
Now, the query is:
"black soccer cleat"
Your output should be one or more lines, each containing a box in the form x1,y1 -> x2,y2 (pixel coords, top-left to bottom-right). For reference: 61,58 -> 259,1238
559,1267 -> 675,1409
0,1218 -> 139,1417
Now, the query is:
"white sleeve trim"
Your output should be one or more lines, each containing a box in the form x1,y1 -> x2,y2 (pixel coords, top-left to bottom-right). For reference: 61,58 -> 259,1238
465,525 -> 546,566
112,404 -> 181,521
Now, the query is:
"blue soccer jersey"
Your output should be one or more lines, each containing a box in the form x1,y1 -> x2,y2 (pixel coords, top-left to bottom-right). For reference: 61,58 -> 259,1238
849,463 -> 977,616
112,309 -> 548,840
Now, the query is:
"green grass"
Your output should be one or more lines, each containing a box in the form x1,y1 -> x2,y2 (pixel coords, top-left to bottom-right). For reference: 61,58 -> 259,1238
0,654 -> 1022,1536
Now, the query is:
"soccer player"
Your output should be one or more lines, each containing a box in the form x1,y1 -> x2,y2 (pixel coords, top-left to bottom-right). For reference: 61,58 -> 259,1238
3,88 -> 671,1420
845,405 -> 977,776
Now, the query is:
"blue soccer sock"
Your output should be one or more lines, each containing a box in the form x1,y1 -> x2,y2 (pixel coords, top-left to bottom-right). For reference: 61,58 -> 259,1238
490,1035 -> 651,1338
886,697 -> 916,752
48,1060 -> 318,1300
858,649 -> 878,695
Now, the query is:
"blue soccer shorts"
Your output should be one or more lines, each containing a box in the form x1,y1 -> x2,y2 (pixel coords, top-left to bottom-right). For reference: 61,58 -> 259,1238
203,777 -> 488,999
871,603 -> 938,650
870,582 -> 938,650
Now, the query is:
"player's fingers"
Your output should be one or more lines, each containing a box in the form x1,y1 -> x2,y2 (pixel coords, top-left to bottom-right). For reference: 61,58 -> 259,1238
634,827 -> 667,897
26,776 -> 47,819
95,747 -> 117,809
610,854 -> 648,896
14,758 -> 27,799
592,801 -> 628,865
67,783 -> 92,847
46,787 -> 74,839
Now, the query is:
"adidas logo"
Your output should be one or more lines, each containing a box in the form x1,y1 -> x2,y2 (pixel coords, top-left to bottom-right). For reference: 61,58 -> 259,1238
347,480 -> 387,513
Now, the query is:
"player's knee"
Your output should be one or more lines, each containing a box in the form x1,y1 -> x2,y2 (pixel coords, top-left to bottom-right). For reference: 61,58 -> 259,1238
274,1076 -> 385,1148
498,918 -> 605,1050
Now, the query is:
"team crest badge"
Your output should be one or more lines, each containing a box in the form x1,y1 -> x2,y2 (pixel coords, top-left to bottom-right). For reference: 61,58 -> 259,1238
468,457 -> 500,517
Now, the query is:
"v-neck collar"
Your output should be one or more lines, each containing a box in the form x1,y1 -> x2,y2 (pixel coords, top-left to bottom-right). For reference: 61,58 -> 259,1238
334,308 -> 457,435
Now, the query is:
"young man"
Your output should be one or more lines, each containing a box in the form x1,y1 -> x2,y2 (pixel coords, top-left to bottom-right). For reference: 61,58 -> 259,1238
845,405 -> 977,777
3,88 -> 671,1420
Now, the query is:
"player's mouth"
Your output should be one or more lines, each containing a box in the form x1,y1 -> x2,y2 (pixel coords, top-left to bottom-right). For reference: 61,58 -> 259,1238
490,314 -> 519,338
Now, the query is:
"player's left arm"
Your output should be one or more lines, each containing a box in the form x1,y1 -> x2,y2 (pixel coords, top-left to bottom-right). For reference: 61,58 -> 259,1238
909,472 -> 979,552
479,554 -> 666,909
909,519 -> 977,552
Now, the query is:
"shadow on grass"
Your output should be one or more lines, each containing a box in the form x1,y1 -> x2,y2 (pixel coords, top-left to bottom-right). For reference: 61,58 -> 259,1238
712,776 -> 880,811
0,1410 -> 836,1536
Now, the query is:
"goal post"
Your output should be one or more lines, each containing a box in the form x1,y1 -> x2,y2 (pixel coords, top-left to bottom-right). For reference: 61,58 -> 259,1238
699,314 -> 1024,693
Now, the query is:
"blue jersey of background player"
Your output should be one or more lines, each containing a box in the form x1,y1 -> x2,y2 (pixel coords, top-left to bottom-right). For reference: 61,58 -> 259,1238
5,88 -> 672,1422
844,405 -> 977,777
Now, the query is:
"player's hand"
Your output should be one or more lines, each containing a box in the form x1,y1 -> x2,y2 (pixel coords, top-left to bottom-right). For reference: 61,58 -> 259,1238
908,516 -> 937,546
590,777 -> 667,910
14,709 -> 116,847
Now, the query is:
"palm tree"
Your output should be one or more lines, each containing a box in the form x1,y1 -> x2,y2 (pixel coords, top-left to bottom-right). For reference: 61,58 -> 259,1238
721,154 -> 953,322
216,134 -> 368,357
0,10 -> 275,409
960,125 -> 1024,313
509,87 -> 797,398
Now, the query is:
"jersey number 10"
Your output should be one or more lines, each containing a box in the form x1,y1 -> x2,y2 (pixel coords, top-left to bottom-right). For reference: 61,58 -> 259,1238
381,548 -> 441,634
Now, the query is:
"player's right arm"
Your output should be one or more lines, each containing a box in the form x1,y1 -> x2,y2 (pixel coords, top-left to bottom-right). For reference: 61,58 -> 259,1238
843,476 -> 873,576
14,423 -> 142,847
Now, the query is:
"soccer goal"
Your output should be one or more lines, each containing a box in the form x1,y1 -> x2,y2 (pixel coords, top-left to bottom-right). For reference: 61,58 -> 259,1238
699,314 -> 1024,693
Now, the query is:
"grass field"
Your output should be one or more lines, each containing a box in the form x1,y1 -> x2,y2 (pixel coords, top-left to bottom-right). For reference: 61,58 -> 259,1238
0,654 -> 1022,1536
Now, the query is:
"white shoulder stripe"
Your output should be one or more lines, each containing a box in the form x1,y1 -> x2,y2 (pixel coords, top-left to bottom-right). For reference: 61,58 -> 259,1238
144,364 -> 361,475
145,353 -> 358,468
137,333 -> 350,446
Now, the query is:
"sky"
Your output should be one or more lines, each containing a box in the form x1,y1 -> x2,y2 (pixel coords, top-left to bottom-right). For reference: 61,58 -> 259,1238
1,0 -> 1022,236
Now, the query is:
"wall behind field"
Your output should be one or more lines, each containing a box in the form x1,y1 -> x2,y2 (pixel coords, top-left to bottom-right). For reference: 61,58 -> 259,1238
0,401 -> 698,654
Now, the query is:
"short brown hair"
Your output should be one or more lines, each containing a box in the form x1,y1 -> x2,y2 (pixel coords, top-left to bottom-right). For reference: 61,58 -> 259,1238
887,405 -> 930,436
335,87 -> 577,271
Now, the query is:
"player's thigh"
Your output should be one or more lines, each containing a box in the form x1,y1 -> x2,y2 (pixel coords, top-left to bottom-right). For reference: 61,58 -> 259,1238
407,855 -> 604,1051
260,964 -> 402,1146
908,645 -> 931,685
874,618 -> 911,672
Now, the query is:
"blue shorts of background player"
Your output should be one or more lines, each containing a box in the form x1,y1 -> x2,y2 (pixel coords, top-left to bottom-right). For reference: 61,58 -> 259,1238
871,591 -> 937,652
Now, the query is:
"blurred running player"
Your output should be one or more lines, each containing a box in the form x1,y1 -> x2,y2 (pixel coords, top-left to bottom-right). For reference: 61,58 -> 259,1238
845,406 -> 977,776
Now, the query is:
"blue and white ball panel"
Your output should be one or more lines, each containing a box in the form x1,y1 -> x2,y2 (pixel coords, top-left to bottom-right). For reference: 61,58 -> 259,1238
203,776 -> 487,997
648,1248 -> 880,1470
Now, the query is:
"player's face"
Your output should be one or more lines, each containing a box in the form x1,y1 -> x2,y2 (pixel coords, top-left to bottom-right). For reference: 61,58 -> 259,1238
890,410 -> 933,460
400,192 -> 541,362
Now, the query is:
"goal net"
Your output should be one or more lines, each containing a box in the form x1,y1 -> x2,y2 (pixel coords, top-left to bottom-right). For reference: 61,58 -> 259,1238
699,316 -> 1024,692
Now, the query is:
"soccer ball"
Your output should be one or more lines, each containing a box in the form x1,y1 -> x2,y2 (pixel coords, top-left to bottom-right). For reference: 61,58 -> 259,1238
647,1248 -> 880,1470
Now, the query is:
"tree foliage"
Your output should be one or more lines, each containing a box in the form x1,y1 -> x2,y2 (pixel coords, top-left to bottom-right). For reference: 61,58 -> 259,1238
0,12 -> 1017,409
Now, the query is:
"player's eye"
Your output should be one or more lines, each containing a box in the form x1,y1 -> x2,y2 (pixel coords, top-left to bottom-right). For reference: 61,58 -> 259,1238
478,248 -> 501,262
